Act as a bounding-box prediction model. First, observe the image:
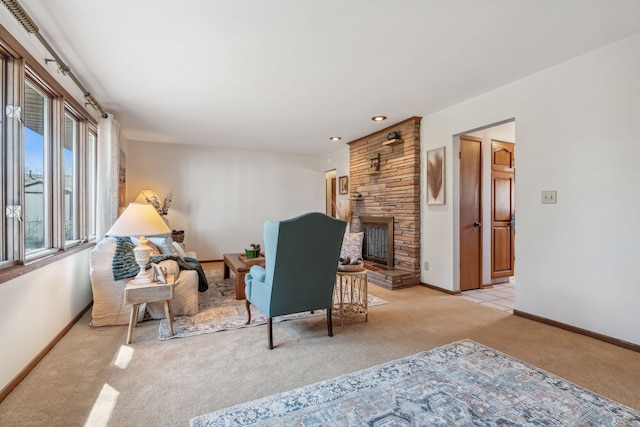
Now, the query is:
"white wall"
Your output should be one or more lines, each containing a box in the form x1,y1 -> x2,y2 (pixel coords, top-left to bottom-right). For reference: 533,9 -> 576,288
126,141 -> 330,259
421,34 -> 640,345
0,250 -> 92,391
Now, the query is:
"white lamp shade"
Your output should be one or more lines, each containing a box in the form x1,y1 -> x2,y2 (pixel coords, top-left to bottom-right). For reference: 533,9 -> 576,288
134,188 -> 160,203
106,203 -> 171,237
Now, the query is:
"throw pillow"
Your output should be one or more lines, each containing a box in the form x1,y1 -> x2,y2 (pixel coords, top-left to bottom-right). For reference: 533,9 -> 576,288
340,232 -> 363,261
171,241 -> 187,258
148,236 -> 176,255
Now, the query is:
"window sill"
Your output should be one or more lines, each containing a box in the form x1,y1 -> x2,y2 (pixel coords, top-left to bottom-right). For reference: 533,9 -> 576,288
0,241 -> 96,285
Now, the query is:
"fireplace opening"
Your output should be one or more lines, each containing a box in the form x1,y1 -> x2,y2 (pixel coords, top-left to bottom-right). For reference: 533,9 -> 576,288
360,216 -> 394,266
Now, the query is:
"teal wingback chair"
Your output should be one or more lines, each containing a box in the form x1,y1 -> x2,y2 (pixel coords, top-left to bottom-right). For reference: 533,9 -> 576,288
245,212 -> 347,349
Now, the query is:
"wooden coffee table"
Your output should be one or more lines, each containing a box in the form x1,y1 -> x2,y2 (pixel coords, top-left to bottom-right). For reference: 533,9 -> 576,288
223,253 -> 266,300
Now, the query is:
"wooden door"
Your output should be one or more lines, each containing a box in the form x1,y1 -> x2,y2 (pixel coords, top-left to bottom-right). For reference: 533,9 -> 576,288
327,176 -> 336,217
491,140 -> 515,279
459,135 -> 482,291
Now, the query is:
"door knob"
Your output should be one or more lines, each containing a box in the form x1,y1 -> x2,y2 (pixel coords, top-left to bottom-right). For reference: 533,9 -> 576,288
473,222 -> 481,228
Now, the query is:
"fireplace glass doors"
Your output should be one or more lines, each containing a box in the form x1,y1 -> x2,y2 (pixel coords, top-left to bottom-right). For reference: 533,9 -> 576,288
360,216 -> 394,266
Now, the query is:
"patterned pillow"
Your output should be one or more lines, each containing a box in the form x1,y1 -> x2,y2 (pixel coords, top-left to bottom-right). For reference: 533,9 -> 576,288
340,232 -> 363,261
148,236 -> 176,255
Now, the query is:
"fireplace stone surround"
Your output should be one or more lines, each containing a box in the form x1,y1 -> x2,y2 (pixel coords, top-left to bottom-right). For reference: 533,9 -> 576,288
347,117 -> 421,289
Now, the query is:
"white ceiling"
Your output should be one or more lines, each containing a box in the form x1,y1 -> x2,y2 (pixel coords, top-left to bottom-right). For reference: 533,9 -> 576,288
16,0 -> 640,155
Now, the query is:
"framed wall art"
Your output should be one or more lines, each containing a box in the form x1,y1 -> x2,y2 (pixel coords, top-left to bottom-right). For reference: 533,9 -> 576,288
427,147 -> 445,205
338,176 -> 348,194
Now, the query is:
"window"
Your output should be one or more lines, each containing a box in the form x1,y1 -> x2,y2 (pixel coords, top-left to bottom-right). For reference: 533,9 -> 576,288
24,81 -> 51,255
63,112 -> 78,243
86,129 -> 97,240
0,43 -> 98,276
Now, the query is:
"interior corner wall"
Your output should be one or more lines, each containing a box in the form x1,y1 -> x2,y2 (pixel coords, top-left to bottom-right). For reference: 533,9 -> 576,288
421,33 -> 640,345
126,142 -> 326,260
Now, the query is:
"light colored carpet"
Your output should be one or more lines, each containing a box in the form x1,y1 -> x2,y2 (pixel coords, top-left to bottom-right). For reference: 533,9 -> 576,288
158,270 -> 387,340
191,339 -> 640,426
1,265 -> 639,427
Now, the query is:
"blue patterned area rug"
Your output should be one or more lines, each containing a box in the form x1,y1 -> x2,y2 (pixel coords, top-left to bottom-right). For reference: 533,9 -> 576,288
190,339 -> 640,426
159,270 -> 387,340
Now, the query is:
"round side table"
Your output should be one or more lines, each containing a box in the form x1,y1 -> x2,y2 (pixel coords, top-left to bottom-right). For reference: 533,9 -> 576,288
333,269 -> 368,326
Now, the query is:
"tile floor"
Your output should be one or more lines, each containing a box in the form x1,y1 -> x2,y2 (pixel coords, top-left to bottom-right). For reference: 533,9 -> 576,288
460,279 -> 515,313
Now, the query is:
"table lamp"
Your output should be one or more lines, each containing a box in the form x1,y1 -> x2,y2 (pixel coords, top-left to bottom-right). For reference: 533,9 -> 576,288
134,188 -> 160,203
106,202 -> 171,285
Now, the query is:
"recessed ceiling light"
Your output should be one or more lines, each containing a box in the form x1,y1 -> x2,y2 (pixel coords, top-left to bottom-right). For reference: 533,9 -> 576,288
329,136 -> 342,141
371,115 -> 387,121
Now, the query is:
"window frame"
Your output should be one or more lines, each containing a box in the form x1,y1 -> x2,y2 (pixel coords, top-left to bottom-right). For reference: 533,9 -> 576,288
23,75 -> 56,259
0,25 -> 99,283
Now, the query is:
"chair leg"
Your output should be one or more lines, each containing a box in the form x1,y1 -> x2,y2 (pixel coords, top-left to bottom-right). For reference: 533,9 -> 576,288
327,309 -> 333,337
245,299 -> 252,325
268,318 -> 273,349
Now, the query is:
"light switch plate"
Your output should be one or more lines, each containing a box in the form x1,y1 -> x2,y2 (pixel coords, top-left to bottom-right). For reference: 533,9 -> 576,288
542,190 -> 557,204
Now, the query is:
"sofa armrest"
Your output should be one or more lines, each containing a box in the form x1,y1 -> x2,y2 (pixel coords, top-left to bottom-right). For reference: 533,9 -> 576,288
157,259 -> 179,278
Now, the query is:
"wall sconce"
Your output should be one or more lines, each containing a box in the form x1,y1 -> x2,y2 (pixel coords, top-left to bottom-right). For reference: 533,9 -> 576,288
368,153 -> 381,174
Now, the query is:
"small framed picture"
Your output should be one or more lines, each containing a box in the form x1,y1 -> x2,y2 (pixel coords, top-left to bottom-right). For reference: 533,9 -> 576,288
152,263 -> 166,284
338,176 -> 348,194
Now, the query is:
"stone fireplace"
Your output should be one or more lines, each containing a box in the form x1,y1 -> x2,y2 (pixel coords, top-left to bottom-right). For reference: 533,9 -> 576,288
347,117 -> 421,289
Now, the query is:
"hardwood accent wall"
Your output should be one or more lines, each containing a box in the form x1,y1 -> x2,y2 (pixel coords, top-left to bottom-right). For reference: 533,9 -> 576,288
348,117 -> 422,276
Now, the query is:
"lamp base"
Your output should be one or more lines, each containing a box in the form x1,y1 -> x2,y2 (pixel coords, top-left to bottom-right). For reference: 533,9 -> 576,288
131,236 -> 153,285
130,271 -> 153,285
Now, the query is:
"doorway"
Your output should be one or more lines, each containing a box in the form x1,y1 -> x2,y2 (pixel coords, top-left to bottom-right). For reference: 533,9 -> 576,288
457,121 -> 516,292
325,170 -> 337,217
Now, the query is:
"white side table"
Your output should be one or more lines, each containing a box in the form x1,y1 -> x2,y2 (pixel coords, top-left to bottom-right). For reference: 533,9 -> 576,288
124,276 -> 174,344
333,269 -> 368,326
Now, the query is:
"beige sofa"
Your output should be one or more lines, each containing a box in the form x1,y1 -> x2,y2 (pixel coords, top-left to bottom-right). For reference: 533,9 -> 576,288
89,237 -> 199,327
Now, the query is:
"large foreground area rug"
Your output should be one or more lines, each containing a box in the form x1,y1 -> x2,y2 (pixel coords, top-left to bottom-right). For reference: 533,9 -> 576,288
190,339 -> 640,426
159,270 -> 387,340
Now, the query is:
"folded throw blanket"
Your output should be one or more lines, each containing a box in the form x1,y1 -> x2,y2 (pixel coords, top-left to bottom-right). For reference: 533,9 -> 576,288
112,237 -> 208,292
